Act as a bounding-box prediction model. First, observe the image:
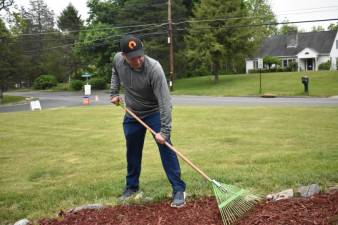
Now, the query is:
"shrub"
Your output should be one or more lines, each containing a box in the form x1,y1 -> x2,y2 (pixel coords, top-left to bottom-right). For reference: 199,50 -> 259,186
33,75 -> 58,90
287,61 -> 298,71
318,60 -> 331,70
69,80 -> 84,91
89,77 -> 107,90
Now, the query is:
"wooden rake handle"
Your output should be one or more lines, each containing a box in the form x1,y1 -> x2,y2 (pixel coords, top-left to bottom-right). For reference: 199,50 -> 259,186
119,104 -> 212,182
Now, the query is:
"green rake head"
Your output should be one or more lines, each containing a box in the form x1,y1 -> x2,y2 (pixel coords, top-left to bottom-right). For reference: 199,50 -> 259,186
211,180 -> 260,225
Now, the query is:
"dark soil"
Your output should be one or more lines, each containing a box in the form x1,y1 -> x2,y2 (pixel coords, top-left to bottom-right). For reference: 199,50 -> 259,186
38,191 -> 338,225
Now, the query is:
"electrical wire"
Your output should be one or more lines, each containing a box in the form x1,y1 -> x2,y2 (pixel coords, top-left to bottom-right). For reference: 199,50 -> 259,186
21,29 -> 168,55
175,18 -> 338,32
11,5 -> 338,37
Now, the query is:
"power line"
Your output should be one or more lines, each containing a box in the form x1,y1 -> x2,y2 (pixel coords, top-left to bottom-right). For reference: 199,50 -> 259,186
11,5 -> 338,38
16,24 -> 166,54
173,8 -> 338,26
11,17 -> 338,54
12,22 -> 167,37
21,30 -> 168,55
175,18 -> 338,32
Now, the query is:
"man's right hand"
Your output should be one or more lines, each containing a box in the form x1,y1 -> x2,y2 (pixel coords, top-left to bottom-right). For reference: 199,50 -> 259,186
111,96 -> 122,106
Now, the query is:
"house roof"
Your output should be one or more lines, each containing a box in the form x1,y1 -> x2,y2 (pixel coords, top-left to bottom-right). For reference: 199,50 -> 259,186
256,30 -> 337,58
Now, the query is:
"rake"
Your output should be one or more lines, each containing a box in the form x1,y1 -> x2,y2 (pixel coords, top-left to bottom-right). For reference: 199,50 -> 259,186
118,104 -> 260,225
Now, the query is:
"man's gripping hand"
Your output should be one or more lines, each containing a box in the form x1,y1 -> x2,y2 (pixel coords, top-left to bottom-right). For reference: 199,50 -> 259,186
155,133 -> 166,144
111,96 -> 122,106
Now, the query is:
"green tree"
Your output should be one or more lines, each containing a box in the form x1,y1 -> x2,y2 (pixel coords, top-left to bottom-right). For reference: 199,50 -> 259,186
246,0 -> 277,36
57,3 -> 83,33
0,18 -> 11,101
86,0 -> 122,24
74,22 -> 120,81
279,22 -> 298,34
57,3 -> 84,82
185,0 -> 271,80
311,25 -> 325,32
85,0 -> 191,78
263,55 -> 280,70
0,18 -> 23,101
22,0 -> 55,33
8,12 -> 36,87
18,0 -> 59,84
328,23 -> 338,31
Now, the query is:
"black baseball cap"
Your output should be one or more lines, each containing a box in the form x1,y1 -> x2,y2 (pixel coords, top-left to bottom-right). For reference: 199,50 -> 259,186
120,34 -> 144,59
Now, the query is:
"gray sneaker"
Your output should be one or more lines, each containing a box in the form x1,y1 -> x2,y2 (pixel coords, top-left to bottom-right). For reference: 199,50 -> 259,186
171,191 -> 186,208
118,188 -> 140,202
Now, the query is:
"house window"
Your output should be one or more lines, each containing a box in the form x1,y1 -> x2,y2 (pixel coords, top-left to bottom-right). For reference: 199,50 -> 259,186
253,60 -> 258,69
336,40 -> 338,49
283,59 -> 288,68
287,59 -> 294,67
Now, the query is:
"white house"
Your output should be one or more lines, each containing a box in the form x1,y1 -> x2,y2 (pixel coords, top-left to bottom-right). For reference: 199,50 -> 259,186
246,30 -> 338,73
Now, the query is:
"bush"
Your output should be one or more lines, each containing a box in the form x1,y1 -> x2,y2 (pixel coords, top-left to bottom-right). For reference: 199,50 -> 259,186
33,75 -> 58,90
318,60 -> 331,70
89,77 -> 107,90
286,62 -> 298,71
69,80 -> 84,91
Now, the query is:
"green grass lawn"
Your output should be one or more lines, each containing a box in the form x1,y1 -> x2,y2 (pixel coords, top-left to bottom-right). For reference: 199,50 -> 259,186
173,71 -> 338,97
0,95 -> 26,104
1,105 -> 338,224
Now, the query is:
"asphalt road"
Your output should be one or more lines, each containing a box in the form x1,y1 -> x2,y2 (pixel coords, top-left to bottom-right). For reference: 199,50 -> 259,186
1,91 -> 338,113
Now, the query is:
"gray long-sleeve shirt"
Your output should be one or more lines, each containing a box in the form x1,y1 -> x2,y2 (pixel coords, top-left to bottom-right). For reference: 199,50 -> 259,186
110,52 -> 172,139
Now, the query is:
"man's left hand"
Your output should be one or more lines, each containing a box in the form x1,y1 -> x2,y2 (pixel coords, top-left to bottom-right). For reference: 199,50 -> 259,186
155,133 -> 166,144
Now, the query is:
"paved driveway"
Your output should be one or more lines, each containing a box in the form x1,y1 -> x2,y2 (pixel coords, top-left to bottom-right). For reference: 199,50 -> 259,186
1,91 -> 338,113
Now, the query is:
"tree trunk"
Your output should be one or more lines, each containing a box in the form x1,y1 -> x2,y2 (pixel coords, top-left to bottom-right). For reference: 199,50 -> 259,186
213,62 -> 219,82
0,85 -> 3,103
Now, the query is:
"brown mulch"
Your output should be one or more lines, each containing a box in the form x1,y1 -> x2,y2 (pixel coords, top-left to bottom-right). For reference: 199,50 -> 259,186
38,191 -> 338,225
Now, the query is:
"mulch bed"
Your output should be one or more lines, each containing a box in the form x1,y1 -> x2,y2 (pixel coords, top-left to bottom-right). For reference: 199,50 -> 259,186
38,191 -> 338,225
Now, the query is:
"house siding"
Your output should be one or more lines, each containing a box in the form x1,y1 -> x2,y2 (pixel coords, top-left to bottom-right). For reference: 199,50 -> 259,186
330,31 -> 338,70
246,60 -> 254,73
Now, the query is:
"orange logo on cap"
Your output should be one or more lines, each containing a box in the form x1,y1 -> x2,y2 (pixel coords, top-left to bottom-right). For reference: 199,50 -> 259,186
128,40 -> 137,50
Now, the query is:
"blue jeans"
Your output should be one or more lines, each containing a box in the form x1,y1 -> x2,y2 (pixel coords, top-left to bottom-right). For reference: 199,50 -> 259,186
123,112 -> 186,193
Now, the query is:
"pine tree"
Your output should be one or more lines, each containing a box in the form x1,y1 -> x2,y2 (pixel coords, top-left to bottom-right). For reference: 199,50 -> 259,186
185,0 -> 249,80
0,18 -> 10,101
19,0 -> 55,84
185,0 -> 276,79
57,3 -> 83,34
57,4 -> 84,82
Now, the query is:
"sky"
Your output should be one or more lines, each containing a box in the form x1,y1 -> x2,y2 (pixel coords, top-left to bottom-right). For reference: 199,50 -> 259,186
269,0 -> 338,31
3,0 -> 338,32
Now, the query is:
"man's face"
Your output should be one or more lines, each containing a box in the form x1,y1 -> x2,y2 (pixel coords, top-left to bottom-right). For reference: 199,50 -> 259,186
124,55 -> 145,70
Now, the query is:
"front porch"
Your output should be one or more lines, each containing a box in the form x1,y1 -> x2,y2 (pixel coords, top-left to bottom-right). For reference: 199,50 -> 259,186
298,58 -> 316,71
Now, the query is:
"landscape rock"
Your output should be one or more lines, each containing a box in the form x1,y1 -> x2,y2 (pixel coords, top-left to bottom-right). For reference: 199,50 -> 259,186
296,184 -> 320,197
67,204 -> 107,213
14,219 -> 30,225
266,189 -> 293,201
327,185 -> 338,193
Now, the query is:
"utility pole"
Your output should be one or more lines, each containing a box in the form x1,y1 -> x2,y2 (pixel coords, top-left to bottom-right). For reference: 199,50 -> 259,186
168,0 -> 174,91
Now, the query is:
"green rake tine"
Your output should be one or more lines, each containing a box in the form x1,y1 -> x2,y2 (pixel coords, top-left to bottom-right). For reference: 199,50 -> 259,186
212,180 -> 260,225
213,184 -> 240,224
218,189 -> 245,208
224,205 -> 236,225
